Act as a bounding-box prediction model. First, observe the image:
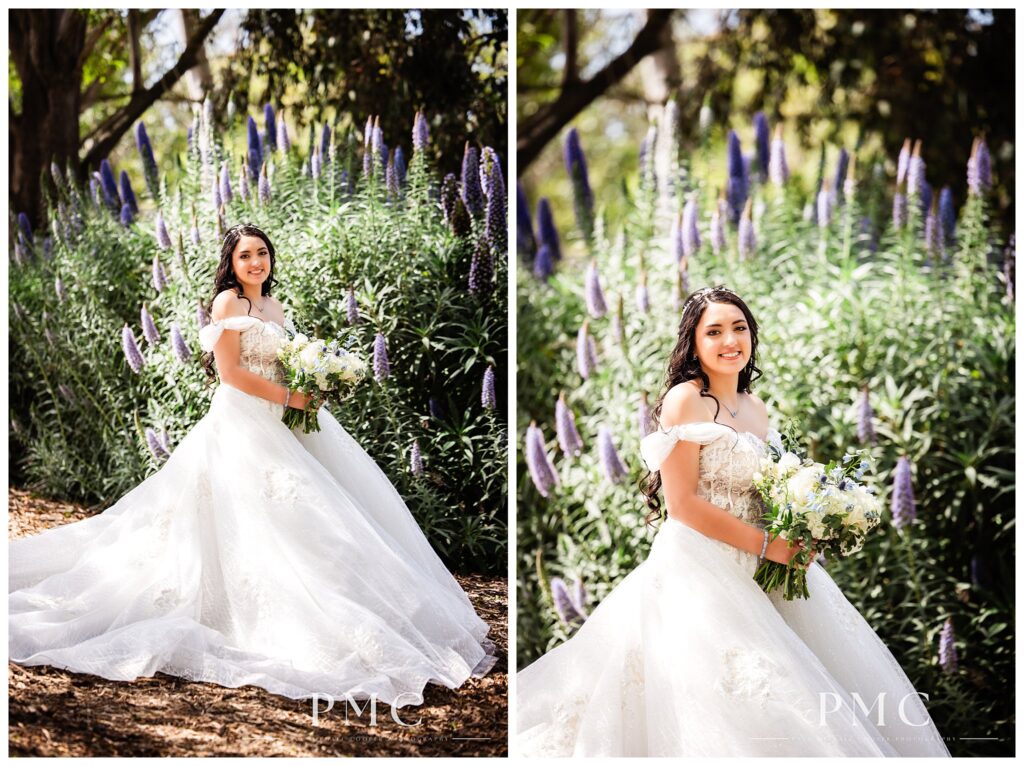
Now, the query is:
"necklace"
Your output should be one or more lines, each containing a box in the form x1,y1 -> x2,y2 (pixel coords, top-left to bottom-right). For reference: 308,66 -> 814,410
254,297 -> 266,314
722,398 -> 740,418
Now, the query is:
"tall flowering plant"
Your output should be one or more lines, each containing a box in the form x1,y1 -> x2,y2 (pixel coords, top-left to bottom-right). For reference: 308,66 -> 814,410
277,333 -> 367,433
752,444 -> 882,600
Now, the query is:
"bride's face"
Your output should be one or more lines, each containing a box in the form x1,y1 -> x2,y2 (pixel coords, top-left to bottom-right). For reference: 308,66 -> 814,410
232,235 -> 271,291
693,301 -> 751,375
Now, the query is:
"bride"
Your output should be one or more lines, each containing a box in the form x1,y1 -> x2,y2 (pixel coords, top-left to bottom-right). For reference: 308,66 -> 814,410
516,286 -> 949,756
9,223 -> 496,707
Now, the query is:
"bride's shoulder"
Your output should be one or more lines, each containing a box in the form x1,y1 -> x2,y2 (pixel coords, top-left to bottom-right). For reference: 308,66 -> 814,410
661,381 -> 713,427
745,391 -> 769,416
211,289 -> 248,320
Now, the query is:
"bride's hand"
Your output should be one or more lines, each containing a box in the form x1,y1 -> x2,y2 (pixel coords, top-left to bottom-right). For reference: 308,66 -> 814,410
764,536 -> 807,566
289,390 -> 323,410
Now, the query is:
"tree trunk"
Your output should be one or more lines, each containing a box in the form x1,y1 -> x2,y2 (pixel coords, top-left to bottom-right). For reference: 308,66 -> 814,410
9,10 -> 87,227
179,9 -> 213,103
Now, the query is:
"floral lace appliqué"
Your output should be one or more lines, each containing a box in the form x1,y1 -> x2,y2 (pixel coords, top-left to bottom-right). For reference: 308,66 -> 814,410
716,646 -> 777,707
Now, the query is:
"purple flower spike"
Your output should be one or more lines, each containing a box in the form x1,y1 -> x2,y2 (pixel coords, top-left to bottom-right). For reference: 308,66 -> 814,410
598,425 -> 628,484
517,182 -> 536,258
119,171 -> 138,214
893,192 -> 907,229
550,576 -> 585,626
584,260 -> 608,318
753,112 -> 770,182
385,155 -> 398,200
276,117 -> 290,154
461,143 -> 484,217
120,203 -> 134,227
832,148 -> 850,200
769,125 -> 789,186
726,130 -> 747,223
135,121 -> 159,193
247,116 -> 262,179
896,138 -> 911,186
563,127 -> 594,234
967,136 -> 992,196
171,322 -> 191,363
481,365 -> 497,410
196,299 -> 210,329
155,212 -> 172,250
938,618 -> 958,673
612,293 -> 625,343
636,272 -> 650,314
346,287 -> 359,324
533,244 -> 555,282
576,321 -> 598,380
410,440 -> 424,476
140,304 -> 160,345
710,199 -> 726,255
939,187 -> 956,243
372,332 -> 390,381
891,456 -> 917,528
857,386 -> 876,445
570,578 -> 588,618
555,392 -> 584,458
258,164 -> 271,204
469,235 -> 495,296
638,392 -> 652,438
413,110 -> 430,153
924,208 -> 941,258
536,198 -> 562,261
263,104 -> 277,152
145,427 -> 170,462
682,195 -> 701,257
99,159 -> 119,210
320,122 -> 331,162
907,141 -> 926,197
152,251 -> 168,291
121,325 -> 144,374
158,429 -> 171,455
817,188 -> 832,229
239,167 -> 250,202
220,163 -> 233,204
738,200 -> 756,259
394,146 -> 406,184
670,210 -> 685,264
525,421 -> 560,498
479,146 -> 505,204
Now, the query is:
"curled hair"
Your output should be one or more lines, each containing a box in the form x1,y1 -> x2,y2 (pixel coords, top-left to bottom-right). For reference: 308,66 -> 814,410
200,223 -> 279,379
640,286 -> 762,524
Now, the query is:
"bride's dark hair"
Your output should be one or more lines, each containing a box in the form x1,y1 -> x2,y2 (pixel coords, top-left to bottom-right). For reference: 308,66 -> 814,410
640,285 -> 762,524
200,223 -> 279,378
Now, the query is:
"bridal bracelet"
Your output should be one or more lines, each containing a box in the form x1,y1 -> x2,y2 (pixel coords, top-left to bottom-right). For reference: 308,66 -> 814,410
758,529 -> 769,562
283,388 -> 292,409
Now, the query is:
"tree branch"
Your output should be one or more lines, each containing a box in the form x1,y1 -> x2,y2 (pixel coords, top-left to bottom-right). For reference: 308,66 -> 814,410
80,9 -> 223,169
562,10 -> 578,88
518,9 -> 674,173
76,13 -> 116,73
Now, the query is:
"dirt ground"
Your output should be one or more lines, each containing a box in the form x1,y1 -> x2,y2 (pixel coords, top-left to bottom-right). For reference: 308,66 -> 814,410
8,487 -> 508,757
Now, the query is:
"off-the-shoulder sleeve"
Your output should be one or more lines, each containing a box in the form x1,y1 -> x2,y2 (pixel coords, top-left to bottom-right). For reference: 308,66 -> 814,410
639,422 -> 730,472
766,427 -> 784,455
284,315 -> 297,335
198,316 -> 262,352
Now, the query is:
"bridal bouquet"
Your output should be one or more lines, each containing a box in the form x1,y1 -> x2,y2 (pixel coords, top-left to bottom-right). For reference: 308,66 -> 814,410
277,333 -> 367,433
752,445 -> 882,600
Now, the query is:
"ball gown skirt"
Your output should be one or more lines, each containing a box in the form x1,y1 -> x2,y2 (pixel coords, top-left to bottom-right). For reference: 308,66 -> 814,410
516,421 -> 949,756
9,316 -> 496,707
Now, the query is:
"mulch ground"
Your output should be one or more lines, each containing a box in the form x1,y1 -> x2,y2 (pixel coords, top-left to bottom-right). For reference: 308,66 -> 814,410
8,487 -> 508,757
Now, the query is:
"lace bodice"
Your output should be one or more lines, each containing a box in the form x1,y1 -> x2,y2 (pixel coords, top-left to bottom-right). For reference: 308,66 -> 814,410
640,422 -> 783,526
198,316 -> 294,386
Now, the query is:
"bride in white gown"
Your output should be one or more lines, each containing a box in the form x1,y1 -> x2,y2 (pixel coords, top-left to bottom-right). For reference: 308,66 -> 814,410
517,286 -> 949,757
9,223 -> 496,707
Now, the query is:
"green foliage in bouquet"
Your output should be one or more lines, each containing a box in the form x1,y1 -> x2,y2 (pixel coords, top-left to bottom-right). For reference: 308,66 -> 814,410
516,102 -> 1013,755
10,100 -> 507,575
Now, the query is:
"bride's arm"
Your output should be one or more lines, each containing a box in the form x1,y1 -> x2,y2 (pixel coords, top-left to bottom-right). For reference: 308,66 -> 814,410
659,385 -> 802,565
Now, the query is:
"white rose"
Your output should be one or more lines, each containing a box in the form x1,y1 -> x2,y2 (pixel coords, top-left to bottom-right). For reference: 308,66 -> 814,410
788,466 -> 822,504
298,343 -> 323,370
778,452 -> 801,475
292,333 -> 309,347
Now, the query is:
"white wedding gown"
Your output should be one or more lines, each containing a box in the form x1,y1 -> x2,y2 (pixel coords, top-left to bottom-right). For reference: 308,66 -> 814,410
517,421 -> 950,756
9,315 -> 496,706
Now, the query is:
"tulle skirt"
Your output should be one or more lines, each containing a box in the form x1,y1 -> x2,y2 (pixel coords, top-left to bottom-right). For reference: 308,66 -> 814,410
10,383 -> 495,707
517,518 -> 949,756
